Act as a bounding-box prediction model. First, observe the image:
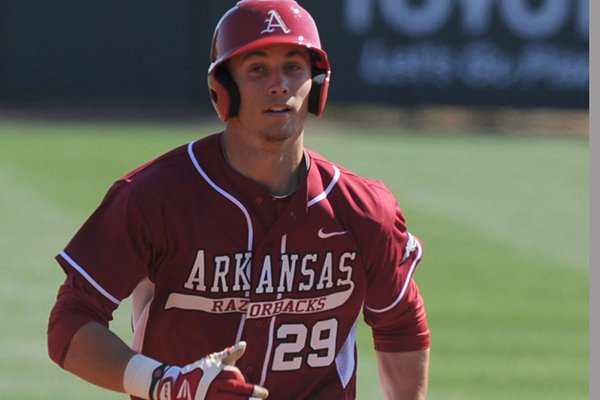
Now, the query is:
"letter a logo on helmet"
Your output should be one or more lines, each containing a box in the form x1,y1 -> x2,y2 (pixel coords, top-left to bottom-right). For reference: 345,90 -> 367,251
207,0 -> 331,121
261,10 -> 291,34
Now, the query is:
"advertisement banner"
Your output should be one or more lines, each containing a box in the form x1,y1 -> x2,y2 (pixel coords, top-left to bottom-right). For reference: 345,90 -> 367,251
0,0 -> 589,109
306,0 -> 588,108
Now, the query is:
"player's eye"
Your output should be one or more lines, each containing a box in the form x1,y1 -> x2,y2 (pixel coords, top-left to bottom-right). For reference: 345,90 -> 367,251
248,64 -> 267,74
286,62 -> 306,73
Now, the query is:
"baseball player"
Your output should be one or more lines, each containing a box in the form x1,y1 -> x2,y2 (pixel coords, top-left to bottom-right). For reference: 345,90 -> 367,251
47,1 -> 430,399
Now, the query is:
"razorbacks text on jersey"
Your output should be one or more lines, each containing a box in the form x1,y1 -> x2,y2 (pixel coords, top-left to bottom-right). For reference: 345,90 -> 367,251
48,133 -> 429,399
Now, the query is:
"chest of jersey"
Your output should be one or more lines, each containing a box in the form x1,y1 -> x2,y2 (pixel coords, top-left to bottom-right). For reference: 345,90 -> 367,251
141,174 -> 367,392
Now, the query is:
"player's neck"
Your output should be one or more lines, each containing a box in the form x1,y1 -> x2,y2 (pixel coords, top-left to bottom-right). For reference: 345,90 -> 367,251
220,130 -> 306,197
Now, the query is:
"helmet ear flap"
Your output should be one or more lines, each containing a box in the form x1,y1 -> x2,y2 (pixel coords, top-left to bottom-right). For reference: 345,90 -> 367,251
308,71 -> 327,116
308,52 -> 330,117
208,67 -> 241,121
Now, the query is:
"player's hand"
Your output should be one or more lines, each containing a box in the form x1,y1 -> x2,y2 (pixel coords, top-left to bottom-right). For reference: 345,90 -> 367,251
150,342 -> 269,400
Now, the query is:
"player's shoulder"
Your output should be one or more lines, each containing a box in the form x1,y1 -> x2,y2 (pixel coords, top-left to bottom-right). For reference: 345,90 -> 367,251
308,149 -> 395,201
121,144 -> 188,183
307,149 -> 398,216
100,133 -> 221,204
120,133 -> 219,185
307,150 -> 411,247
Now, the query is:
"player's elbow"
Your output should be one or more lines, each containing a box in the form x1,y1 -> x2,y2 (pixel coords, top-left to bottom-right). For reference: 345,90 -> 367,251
47,285 -> 108,367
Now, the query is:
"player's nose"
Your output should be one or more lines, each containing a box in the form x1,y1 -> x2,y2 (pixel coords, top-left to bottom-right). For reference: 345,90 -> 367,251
268,69 -> 289,96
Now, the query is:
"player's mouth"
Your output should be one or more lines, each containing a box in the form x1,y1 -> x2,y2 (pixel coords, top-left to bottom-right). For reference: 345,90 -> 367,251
264,104 -> 293,116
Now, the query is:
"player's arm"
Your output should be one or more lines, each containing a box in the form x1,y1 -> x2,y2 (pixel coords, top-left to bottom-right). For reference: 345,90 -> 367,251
49,274 -> 268,399
62,321 -> 135,392
362,212 -> 431,399
62,322 -> 269,399
376,348 -> 430,400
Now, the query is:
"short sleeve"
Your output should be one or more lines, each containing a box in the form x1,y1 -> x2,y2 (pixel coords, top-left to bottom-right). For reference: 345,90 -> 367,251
48,179 -> 158,366
56,179 -> 155,303
362,195 -> 430,352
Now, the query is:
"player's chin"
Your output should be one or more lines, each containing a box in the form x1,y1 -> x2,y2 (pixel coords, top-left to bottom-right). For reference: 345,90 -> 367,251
260,124 -> 302,143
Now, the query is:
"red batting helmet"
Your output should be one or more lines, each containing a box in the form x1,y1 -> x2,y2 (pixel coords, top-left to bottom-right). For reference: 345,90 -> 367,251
208,0 -> 331,121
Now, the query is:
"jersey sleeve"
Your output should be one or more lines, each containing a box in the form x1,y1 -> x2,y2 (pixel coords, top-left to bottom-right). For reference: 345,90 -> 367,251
361,187 -> 430,352
47,178 -> 157,366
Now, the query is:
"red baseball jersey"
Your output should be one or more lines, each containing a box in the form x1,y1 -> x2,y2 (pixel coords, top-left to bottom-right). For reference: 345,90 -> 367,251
48,133 -> 429,399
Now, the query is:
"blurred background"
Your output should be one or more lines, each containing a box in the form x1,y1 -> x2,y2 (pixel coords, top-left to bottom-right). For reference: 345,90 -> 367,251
0,1 -> 589,399
0,0 -> 589,125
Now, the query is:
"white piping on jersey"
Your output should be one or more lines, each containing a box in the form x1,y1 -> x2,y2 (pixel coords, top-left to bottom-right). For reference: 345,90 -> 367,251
259,234 -> 287,386
187,141 -> 254,252
187,143 -> 341,369
235,315 -> 247,344
308,165 -> 340,207
187,141 -> 255,345
130,278 -> 155,352
364,238 -> 423,314
261,314 -> 277,386
335,317 -> 358,389
58,250 -> 121,305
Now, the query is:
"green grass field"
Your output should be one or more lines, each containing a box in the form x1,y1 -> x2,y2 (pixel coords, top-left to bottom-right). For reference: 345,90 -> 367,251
0,119 -> 588,399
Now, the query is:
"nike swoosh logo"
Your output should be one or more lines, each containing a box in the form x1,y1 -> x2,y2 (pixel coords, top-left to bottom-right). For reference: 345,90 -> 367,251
318,228 -> 348,239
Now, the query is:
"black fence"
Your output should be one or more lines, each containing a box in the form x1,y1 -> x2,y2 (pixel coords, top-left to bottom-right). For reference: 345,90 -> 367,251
0,0 -> 589,110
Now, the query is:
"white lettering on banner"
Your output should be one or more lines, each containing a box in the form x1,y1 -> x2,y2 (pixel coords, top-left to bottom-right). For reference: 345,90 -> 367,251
515,45 -> 589,90
457,0 -> 495,36
358,39 -> 588,90
343,0 -> 372,35
500,0 -> 568,39
459,41 -> 513,89
344,0 -> 588,40
359,40 -> 454,87
380,0 -> 452,37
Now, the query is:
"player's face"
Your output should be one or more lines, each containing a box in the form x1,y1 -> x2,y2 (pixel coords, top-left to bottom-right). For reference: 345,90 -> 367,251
228,44 -> 312,143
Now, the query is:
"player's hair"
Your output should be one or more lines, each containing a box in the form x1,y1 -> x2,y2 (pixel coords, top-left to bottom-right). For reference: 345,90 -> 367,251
208,0 -> 331,121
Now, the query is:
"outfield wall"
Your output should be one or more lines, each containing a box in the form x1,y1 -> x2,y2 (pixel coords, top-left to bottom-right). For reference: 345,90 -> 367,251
0,0 -> 588,109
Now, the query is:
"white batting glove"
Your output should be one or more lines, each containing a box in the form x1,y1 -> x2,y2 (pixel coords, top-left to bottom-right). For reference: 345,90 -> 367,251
124,342 -> 268,400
